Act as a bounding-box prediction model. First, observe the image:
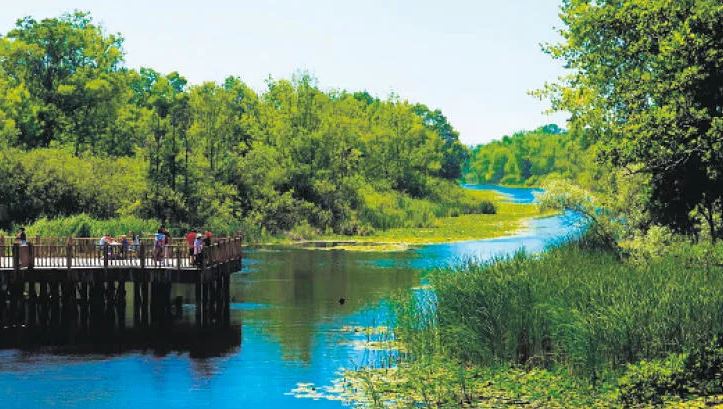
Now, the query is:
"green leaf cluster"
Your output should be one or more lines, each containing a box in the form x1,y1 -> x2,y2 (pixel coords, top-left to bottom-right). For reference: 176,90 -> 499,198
542,0 -> 723,238
0,12 -> 471,236
464,124 -> 602,187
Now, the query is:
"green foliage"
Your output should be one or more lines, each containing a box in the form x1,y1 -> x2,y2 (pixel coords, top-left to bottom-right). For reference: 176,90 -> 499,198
464,125 -> 601,187
0,12 -> 472,237
682,335 -> 723,398
412,104 -> 468,180
618,353 -> 688,405
356,182 -> 496,231
618,335 -> 723,405
538,179 -> 622,248
0,11 -> 126,151
372,240 -> 723,407
24,214 -> 158,237
541,0 -> 723,239
0,148 -> 147,229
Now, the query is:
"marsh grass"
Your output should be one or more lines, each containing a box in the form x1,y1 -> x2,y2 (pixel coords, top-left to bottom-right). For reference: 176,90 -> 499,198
427,238 -> 723,378
345,237 -> 723,407
321,196 -> 550,245
357,184 -> 497,231
20,214 -> 159,237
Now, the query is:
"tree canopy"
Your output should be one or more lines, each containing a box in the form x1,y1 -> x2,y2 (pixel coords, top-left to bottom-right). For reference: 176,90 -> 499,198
464,124 -> 601,187
541,0 -> 723,238
0,12 -> 473,236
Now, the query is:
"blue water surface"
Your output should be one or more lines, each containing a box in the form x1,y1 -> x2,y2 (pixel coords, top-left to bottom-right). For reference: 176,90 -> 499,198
462,183 -> 543,204
0,185 -> 579,408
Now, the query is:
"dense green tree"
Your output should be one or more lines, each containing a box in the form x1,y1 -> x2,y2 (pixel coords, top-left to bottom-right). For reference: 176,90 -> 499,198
0,12 -> 474,236
0,11 -> 126,152
541,0 -> 723,238
412,104 -> 468,179
464,125 -> 600,187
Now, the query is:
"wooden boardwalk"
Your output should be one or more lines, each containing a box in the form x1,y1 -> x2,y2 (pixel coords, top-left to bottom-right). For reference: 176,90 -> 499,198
0,237 -> 243,331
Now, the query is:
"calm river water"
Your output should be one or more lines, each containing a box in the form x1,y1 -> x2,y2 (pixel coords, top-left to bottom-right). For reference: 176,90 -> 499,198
0,186 -> 578,408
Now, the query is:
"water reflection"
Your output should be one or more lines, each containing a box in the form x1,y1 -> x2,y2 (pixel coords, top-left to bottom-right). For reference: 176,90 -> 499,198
0,186 -> 581,409
234,248 -> 418,362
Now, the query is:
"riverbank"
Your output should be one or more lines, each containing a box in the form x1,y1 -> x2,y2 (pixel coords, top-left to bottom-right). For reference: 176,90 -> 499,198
268,189 -> 556,251
321,201 -> 554,245
339,238 -> 723,407
9,187 -> 554,252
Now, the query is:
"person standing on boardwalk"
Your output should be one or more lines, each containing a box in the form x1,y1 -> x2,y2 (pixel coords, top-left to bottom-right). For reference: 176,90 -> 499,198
154,228 -> 165,265
16,227 -> 27,245
194,233 -> 204,267
131,232 -> 140,252
185,229 -> 197,263
162,227 -> 172,260
120,235 -> 130,259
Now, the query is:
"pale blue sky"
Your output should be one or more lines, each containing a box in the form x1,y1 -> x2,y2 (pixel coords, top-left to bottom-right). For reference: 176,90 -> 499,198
1,0 -> 569,145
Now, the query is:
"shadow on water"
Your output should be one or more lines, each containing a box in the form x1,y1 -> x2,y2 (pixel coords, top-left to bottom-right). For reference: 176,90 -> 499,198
0,324 -> 241,358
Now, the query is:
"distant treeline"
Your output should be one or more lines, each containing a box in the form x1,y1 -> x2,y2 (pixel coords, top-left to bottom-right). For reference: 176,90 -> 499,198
463,124 -> 601,187
0,12 -> 481,238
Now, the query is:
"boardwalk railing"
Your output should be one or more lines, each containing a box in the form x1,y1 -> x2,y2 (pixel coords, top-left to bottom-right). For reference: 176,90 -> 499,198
0,237 -> 243,271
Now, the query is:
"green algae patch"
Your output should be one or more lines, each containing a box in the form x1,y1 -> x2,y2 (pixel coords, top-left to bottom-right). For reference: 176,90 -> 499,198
311,202 -> 555,249
300,242 -> 411,252
262,188 -> 556,251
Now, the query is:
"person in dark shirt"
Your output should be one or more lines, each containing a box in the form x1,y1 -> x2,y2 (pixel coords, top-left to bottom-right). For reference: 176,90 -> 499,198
16,227 -> 27,245
162,227 -> 172,259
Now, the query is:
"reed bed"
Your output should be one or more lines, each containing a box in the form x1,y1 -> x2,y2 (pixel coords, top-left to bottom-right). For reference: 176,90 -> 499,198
397,239 -> 723,381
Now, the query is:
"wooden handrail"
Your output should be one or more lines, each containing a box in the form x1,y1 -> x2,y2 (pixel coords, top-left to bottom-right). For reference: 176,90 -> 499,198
0,236 -> 243,272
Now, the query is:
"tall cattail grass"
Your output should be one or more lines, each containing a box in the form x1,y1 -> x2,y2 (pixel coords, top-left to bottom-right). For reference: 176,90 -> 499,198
358,183 -> 496,230
395,237 -> 723,381
21,214 -> 159,237
11,213 -> 259,239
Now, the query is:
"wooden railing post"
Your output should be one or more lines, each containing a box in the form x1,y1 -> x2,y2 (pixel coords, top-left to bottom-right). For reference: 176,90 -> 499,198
103,243 -> 109,269
176,246 -> 182,271
140,242 -> 146,269
66,242 -> 72,269
12,244 -> 19,272
28,243 -> 34,270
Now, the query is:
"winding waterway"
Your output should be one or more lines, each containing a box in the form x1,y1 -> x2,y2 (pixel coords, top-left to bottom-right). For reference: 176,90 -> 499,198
0,186 -> 579,408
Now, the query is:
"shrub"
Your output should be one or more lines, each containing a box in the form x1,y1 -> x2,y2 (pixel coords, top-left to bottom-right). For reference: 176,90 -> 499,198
618,354 -> 687,405
681,334 -> 723,397
619,225 -> 675,265
618,335 -> 723,405
0,148 -> 148,230
24,214 -> 159,237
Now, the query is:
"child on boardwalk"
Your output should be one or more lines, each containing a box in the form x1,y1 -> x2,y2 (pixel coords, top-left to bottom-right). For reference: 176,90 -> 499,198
194,233 -> 204,267
154,229 -> 165,265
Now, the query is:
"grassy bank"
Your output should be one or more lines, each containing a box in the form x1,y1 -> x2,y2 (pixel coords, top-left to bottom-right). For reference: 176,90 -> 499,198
343,238 -> 723,407
282,189 -> 554,248
8,188 -> 550,248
